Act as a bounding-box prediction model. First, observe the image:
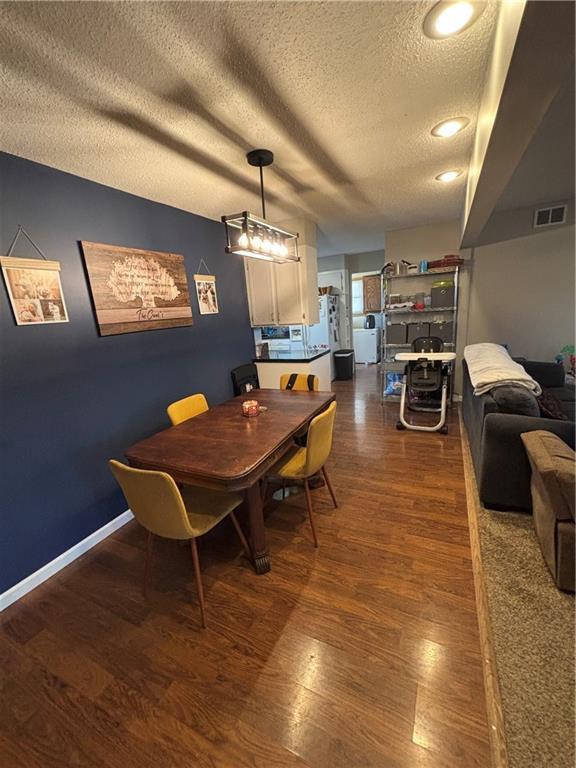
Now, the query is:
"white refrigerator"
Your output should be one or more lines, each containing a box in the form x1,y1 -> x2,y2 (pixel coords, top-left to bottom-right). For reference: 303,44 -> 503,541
304,295 -> 341,379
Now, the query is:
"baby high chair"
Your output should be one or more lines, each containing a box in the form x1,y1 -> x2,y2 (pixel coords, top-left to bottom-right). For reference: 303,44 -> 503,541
395,337 -> 456,434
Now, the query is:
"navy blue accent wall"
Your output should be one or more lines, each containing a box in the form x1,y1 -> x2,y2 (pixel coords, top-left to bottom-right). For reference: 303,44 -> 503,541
0,152 -> 254,592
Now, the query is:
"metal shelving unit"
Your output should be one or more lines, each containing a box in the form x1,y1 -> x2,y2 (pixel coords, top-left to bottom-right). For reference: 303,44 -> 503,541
386,305 -> 456,315
379,267 -> 460,403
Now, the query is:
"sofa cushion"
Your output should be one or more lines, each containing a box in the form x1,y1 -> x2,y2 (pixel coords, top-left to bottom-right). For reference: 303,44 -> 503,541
491,385 -> 540,416
561,401 -> 575,422
523,361 -> 566,388
554,383 -> 576,402
521,431 -> 575,521
537,388 -> 569,420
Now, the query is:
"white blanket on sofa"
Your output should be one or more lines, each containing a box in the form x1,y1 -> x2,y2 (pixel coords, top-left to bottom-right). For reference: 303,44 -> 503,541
464,343 -> 542,396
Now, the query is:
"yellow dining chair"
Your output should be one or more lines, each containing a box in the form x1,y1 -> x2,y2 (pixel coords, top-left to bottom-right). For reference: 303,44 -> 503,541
167,393 -> 209,426
280,373 -> 319,392
280,374 -> 320,446
268,401 -> 337,547
109,460 -> 252,628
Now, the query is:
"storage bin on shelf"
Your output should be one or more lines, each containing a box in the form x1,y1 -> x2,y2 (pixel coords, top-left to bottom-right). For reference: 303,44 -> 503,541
429,321 -> 454,342
386,323 -> 407,344
407,322 -> 430,343
431,279 -> 455,308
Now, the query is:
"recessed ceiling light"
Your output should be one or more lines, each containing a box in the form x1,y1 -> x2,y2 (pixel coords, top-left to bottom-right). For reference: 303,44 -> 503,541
431,117 -> 470,137
423,1 -> 486,39
435,170 -> 463,183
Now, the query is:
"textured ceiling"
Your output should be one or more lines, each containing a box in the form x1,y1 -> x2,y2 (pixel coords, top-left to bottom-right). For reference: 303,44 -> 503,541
0,1 -> 498,255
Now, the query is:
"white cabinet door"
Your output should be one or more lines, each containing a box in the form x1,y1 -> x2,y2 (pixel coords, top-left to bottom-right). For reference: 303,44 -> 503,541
244,258 -> 276,326
274,261 -> 303,325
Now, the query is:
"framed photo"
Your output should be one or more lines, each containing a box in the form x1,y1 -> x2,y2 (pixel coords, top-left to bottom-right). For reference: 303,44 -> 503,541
80,241 -> 193,336
194,274 -> 219,315
1,256 -> 69,325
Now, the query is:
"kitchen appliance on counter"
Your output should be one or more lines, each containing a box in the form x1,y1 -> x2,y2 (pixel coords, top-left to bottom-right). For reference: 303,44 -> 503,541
364,314 -> 376,329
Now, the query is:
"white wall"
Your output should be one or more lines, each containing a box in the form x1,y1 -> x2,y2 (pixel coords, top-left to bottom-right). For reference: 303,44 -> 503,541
317,254 -> 346,271
317,250 -> 384,275
466,224 -> 575,360
474,199 -> 575,246
386,220 -> 465,264
276,216 -> 319,324
347,251 -> 385,274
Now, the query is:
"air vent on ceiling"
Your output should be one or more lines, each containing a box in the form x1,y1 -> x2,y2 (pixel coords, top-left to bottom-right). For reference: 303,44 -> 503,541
533,204 -> 567,228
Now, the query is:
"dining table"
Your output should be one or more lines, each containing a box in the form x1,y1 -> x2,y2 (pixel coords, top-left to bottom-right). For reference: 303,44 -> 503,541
125,388 -> 336,574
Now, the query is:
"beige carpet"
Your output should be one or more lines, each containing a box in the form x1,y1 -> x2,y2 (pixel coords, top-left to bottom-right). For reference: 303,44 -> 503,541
462,431 -> 575,768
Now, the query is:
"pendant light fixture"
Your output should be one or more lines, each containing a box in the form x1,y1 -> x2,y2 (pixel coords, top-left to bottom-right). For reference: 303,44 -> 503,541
221,149 -> 299,264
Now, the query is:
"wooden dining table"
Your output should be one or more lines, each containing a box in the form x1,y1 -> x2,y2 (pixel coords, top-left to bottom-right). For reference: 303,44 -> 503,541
125,388 -> 336,574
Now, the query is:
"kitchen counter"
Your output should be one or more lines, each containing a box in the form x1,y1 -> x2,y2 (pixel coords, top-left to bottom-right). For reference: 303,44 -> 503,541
253,348 -> 332,390
252,349 -> 331,364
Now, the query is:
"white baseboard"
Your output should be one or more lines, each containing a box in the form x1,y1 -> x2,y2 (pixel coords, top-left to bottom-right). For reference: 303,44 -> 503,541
0,509 -> 133,612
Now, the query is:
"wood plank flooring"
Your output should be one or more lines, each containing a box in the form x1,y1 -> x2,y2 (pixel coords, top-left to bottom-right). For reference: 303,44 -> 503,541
0,366 -> 491,767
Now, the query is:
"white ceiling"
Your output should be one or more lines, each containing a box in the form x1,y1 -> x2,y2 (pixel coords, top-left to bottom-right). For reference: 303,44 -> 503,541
0,1 -> 498,256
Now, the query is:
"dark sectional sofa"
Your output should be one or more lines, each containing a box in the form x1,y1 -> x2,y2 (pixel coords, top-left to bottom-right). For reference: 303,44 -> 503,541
462,359 -> 576,511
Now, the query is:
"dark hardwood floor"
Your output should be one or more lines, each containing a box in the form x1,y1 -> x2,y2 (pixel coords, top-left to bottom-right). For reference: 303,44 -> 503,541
0,366 -> 491,767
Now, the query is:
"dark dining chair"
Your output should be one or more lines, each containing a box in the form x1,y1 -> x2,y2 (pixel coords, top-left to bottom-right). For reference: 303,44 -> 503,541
231,363 -> 260,395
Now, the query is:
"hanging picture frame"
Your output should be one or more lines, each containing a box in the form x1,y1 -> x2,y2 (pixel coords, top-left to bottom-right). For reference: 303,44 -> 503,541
80,241 -> 194,336
1,256 -> 69,325
194,273 -> 219,315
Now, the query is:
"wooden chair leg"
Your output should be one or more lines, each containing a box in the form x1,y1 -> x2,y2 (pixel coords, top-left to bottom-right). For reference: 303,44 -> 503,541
143,531 -> 154,597
322,466 -> 338,509
304,479 -> 319,548
229,511 -> 253,563
190,538 -> 207,629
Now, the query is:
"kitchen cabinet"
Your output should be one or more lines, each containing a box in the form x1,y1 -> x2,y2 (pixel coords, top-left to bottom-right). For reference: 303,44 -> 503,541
245,259 -> 276,325
363,275 -> 382,313
274,260 -> 304,324
244,259 -> 305,325
244,217 -> 319,327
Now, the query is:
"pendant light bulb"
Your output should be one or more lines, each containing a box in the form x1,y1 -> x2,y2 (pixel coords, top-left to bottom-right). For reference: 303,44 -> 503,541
251,230 -> 262,250
238,231 -> 249,248
262,233 -> 272,253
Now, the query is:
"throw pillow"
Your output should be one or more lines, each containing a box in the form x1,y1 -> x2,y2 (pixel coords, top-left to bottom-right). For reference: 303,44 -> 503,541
492,385 -> 540,416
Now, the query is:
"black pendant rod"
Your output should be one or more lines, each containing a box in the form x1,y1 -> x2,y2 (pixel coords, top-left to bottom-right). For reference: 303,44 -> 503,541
246,149 -> 274,221
259,165 -> 266,219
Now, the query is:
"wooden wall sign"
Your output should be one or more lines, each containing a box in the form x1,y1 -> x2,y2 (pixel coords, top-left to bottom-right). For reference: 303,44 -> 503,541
1,256 -> 69,325
80,241 -> 193,336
